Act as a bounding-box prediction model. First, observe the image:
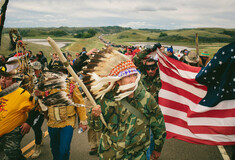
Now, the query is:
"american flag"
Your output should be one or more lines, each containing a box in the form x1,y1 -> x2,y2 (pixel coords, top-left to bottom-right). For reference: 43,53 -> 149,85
157,42 -> 235,145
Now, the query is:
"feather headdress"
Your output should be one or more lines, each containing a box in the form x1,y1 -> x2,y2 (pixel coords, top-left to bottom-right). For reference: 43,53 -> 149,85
81,47 -> 140,101
0,57 -> 20,77
0,57 -> 26,97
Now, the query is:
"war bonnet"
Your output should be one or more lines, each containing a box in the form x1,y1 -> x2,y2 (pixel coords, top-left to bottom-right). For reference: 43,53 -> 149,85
81,47 -> 140,101
0,57 -> 20,78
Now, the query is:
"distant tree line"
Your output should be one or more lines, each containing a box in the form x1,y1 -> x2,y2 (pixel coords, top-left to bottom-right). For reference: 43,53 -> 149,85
146,31 -> 235,43
3,26 -> 131,38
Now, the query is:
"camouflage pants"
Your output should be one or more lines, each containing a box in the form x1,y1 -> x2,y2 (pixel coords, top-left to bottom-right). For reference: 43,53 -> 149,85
0,126 -> 26,160
88,127 -> 101,149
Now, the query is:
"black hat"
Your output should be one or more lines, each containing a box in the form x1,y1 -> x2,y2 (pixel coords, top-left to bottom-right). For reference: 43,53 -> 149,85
29,55 -> 36,60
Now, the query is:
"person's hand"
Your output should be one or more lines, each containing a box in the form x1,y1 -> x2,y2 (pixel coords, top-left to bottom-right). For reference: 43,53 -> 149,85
151,151 -> 161,160
79,123 -> 88,132
20,123 -> 31,135
86,48 -> 99,56
92,105 -> 101,117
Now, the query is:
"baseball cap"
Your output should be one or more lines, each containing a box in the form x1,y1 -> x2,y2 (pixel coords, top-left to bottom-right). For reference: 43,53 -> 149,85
31,61 -> 42,70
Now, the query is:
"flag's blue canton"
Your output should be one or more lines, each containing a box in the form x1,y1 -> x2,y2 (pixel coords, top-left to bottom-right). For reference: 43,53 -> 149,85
196,42 -> 235,107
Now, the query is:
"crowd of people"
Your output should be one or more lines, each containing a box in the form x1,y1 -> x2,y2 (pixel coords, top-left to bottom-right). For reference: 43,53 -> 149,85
0,42 -> 220,160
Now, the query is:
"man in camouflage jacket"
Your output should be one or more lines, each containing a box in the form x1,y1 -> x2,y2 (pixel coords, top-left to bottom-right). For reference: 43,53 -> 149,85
133,44 -> 161,102
90,80 -> 166,160
133,44 -> 163,159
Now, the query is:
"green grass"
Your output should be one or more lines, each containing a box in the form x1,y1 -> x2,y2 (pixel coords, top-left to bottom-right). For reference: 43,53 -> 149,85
1,27 -> 234,60
65,35 -> 106,56
0,34 -> 54,60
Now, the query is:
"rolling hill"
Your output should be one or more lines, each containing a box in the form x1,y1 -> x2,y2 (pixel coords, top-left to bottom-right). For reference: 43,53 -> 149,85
0,27 -> 234,59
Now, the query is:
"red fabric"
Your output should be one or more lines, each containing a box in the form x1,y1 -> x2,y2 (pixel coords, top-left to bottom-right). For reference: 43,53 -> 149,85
125,52 -> 136,61
132,49 -> 141,55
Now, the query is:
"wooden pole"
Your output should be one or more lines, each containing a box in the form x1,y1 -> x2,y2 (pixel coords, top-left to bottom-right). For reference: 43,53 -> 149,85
47,37 -> 107,127
196,33 -> 199,55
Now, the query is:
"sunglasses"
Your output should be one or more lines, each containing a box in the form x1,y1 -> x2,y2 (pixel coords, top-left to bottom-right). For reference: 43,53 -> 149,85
146,67 -> 157,71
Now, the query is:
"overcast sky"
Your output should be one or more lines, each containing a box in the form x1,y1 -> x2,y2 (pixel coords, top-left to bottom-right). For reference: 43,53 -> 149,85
3,0 -> 235,29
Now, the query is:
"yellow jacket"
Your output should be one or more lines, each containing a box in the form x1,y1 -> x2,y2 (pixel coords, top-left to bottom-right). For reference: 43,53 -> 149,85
0,87 -> 34,137
46,82 -> 87,128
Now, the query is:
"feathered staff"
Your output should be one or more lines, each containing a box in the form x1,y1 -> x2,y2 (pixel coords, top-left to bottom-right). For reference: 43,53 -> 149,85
0,0 -> 9,46
47,37 -> 107,127
36,70 -> 85,108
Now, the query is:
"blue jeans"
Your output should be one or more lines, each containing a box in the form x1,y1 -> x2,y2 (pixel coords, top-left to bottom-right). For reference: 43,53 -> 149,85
147,129 -> 155,160
48,126 -> 74,160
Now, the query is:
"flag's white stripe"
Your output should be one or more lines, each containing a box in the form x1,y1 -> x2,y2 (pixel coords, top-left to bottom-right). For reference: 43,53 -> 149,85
160,71 -> 207,98
159,89 -> 235,112
188,117 -> 235,126
166,123 -> 235,142
160,105 -> 235,127
160,105 -> 187,120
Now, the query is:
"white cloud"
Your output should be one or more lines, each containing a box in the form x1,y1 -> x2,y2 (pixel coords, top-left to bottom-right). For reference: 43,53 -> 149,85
120,21 -> 156,28
3,0 -> 235,29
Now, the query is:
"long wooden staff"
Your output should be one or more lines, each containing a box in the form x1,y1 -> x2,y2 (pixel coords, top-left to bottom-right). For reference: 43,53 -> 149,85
196,33 -> 199,56
47,37 -> 107,127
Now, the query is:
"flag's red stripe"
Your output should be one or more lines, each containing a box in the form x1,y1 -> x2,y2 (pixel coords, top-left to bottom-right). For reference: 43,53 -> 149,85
166,131 -> 235,145
159,97 -> 188,113
159,62 -> 207,91
165,115 -> 235,135
189,109 -> 235,118
164,115 -> 187,129
161,81 -> 203,103
189,126 -> 235,135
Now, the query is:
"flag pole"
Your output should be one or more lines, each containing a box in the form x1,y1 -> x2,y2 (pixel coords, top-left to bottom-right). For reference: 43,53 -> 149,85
47,37 -> 107,128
